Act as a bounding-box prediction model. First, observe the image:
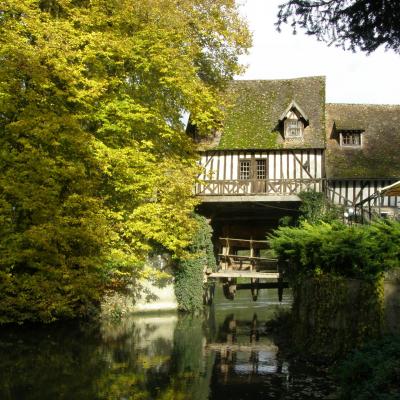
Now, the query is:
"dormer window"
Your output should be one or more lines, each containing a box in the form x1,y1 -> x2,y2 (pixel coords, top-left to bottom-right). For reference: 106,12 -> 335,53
339,130 -> 362,147
279,100 -> 309,140
285,118 -> 303,138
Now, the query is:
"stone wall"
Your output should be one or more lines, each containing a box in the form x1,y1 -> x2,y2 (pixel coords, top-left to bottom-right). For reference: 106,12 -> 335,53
100,277 -> 178,320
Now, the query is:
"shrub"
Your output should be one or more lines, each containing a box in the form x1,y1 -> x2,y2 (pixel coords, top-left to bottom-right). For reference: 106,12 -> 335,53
269,220 -> 400,280
337,336 -> 400,400
269,219 -> 400,359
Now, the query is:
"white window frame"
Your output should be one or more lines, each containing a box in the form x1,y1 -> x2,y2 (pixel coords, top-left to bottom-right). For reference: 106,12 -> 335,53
238,158 -> 268,180
284,119 -> 303,138
256,159 -> 267,180
340,131 -> 362,148
239,160 -> 251,180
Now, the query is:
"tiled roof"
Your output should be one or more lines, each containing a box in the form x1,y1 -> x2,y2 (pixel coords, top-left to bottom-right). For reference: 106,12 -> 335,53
208,76 -> 326,150
326,103 -> 400,179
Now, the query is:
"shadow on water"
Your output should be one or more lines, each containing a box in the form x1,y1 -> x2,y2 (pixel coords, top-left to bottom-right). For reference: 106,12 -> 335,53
0,287 -> 337,399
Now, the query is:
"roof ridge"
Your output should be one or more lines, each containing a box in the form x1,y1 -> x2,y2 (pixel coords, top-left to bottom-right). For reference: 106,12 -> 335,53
327,102 -> 400,107
234,76 -> 326,83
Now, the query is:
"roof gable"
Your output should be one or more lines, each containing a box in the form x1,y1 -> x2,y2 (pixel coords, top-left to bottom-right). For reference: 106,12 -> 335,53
279,100 -> 309,123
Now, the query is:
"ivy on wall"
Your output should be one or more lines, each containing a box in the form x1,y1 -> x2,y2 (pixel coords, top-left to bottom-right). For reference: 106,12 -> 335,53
174,215 -> 216,312
278,189 -> 342,227
291,274 -> 384,359
298,190 -> 343,224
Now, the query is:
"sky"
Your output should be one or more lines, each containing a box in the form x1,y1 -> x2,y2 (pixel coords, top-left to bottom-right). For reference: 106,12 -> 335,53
237,0 -> 400,105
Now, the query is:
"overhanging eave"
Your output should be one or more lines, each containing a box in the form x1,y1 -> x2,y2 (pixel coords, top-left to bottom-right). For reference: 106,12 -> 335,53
197,195 -> 301,203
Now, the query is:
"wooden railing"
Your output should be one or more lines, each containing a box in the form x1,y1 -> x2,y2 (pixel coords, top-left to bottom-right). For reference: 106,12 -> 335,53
196,178 -> 323,196
218,237 -> 277,272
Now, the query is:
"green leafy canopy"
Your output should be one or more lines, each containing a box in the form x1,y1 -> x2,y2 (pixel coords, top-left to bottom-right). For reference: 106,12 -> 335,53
277,0 -> 400,54
0,0 -> 250,323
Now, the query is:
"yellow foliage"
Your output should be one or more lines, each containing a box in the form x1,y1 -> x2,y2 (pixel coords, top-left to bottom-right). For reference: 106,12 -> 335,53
0,0 -> 250,322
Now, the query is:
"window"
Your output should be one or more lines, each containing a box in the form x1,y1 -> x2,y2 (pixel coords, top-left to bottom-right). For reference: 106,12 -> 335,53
256,159 -> 267,179
380,212 -> 389,219
280,102 -> 308,139
239,160 -> 251,180
340,131 -> 362,147
239,159 -> 267,180
285,119 -> 303,138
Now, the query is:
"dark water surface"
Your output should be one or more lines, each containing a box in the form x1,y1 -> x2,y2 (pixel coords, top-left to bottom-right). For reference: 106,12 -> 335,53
0,288 -> 337,399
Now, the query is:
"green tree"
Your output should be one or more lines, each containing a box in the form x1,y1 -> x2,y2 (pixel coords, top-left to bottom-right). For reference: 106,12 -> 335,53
276,0 -> 400,54
0,0 -> 250,323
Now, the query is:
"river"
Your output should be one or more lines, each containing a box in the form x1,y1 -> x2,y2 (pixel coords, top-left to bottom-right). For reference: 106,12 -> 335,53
0,287 -> 337,399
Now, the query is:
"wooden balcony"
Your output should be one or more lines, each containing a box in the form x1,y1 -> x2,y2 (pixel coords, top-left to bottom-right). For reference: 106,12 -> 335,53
203,237 -> 288,302
196,178 -> 323,199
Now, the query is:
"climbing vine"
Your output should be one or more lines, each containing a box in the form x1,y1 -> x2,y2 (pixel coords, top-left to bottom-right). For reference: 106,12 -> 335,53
298,190 -> 342,224
174,215 -> 216,312
291,275 -> 384,358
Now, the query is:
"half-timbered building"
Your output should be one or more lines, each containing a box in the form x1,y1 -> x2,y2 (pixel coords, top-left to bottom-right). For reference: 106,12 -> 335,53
325,103 -> 400,217
193,76 -> 400,240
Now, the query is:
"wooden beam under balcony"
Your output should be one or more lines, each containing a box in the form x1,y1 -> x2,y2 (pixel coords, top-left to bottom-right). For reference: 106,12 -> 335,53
208,271 -> 280,279
198,194 -> 301,202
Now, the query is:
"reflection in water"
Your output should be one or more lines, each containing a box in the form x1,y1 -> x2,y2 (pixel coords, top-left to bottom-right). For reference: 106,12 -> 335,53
0,288 -> 336,400
212,313 -> 283,382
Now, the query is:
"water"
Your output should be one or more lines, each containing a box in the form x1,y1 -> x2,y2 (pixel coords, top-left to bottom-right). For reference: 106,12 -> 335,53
0,287 -> 337,399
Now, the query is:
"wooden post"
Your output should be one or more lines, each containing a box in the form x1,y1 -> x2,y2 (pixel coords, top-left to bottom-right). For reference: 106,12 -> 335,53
225,238 -> 230,270
368,199 -> 372,221
249,237 -> 254,271
277,259 -> 287,302
278,277 -> 284,302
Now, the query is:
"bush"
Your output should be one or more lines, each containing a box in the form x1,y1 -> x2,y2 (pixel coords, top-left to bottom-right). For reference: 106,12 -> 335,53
337,336 -> 400,400
174,215 -> 216,312
269,220 -> 400,280
0,269 -> 102,324
269,219 -> 400,359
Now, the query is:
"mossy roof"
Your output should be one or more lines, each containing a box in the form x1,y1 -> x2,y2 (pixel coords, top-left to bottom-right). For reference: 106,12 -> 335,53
326,103 -> 400,179
212,76 -> 326,150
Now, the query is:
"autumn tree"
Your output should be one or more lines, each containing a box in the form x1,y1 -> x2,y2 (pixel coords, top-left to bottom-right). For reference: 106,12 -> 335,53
276,0 -> 400,53
0,0 -> 250,323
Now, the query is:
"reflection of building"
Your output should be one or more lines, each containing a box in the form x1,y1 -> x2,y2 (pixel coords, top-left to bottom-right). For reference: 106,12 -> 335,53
208,313 -> 286,385
192,77 -> 400,237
